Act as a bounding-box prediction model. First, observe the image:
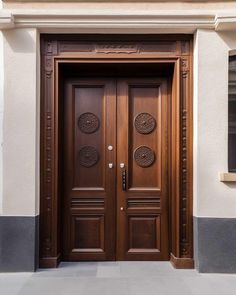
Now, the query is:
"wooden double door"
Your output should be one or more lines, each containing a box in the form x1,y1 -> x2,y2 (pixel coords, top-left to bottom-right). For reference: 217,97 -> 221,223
63,77 -> 169,261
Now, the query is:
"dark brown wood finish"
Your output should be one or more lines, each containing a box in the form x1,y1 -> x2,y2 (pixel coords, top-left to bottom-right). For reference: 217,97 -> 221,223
40,35 -> 193,268
116,79 -> 169,260
63,79 -> 116,260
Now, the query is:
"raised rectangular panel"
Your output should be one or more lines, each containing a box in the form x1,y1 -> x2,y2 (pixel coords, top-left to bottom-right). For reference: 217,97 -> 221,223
128,84 -> 161,190
140,42 -> 177,54
73,85 -> 105,189
72,215 -> 104,253
59,42 -> 94,54
128,215 -> 161,252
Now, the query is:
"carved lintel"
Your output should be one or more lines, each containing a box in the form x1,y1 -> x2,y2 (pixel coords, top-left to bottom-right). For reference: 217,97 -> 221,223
95,43 -> 138,54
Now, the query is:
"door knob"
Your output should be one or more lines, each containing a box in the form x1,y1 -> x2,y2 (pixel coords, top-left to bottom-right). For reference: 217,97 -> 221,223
120,163 -> 125,168
120,207 -> 124,211
108,163 -> 113,169
108,145 -> 113,151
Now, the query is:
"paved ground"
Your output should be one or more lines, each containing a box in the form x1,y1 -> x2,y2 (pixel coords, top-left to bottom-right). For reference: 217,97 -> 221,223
0,262 -> 236,295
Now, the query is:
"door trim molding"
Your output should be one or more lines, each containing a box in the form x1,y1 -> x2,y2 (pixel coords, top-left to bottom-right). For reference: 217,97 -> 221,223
170,253 -> 194,269
40,34 -> 193,268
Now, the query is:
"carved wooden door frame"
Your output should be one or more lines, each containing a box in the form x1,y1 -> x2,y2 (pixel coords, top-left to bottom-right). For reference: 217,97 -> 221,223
40,34 -> 193,269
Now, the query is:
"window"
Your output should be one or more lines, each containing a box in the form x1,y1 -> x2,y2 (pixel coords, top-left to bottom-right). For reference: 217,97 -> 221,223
228,56 -> 236,172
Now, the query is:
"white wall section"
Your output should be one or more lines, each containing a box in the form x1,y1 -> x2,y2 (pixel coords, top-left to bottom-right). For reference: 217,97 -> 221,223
194,30 -> 236,218
0,0 -> 3,214
2,28 -> 39,216
0,34 -> 3,215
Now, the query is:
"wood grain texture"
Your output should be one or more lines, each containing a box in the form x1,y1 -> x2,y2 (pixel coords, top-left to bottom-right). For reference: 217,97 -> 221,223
63,79 -> 116,261
116,78 -> 169,260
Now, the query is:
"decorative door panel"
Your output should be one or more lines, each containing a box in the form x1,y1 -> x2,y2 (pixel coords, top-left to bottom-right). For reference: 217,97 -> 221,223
116,79 -> 169,260
74,87 -> 104,190
128,85 -> 161,190
63,79 -> 116,260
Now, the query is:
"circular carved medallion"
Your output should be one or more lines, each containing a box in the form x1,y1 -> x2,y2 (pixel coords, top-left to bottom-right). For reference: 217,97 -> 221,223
78,112 -> 100,134
79,146 -> 99,167
134,146 -> 155,168
134,113 -> 156,134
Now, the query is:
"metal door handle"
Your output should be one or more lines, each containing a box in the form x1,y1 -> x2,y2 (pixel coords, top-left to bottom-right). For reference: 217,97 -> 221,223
122,169 -> 126,191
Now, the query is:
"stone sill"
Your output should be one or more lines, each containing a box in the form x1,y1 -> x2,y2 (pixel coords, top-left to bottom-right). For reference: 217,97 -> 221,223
219,173 -> 236,182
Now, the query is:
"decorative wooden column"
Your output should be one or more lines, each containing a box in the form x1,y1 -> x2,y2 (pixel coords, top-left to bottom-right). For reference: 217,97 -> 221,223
40,40 -> 60,267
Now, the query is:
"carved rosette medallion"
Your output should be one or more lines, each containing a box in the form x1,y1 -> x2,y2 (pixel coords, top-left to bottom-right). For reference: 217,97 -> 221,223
78,112 -> 100,134
134,113 -> 156,134
79,146 -> 99,167
134,146 -> 155,167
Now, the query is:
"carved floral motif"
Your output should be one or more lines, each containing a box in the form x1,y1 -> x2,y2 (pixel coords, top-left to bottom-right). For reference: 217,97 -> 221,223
134,113 -> 156,134
134,146 -> 155,168
78,112 -> 100,134
79,146 -> 99,168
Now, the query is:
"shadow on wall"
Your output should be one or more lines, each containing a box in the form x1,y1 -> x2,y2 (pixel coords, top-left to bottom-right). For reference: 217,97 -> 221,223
218,31 -> 236,53
223,182 -> 236,189
3,29 -> 36,53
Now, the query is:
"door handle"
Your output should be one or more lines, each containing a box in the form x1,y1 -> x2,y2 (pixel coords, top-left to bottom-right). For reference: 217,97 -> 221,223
122,169 -> 126,191
120,163 -> 126,191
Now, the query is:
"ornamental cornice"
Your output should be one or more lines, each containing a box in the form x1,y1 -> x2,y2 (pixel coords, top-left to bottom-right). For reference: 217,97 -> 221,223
0,9 -> 236,32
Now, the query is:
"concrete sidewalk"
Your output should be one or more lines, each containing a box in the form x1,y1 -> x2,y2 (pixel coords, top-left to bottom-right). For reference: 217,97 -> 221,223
0,262 -> 236,295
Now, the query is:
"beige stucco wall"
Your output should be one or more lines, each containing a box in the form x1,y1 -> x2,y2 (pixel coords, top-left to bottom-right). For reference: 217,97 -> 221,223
0,2 -> 236,218
194,30 -> 236,218
1,28 -> 39,216
0,0 -> 3,214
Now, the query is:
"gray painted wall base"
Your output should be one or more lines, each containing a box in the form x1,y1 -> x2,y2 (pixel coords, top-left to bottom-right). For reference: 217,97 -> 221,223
194,217 -> 236,273
0,216 -> 38,272
1,215 -> 236,273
